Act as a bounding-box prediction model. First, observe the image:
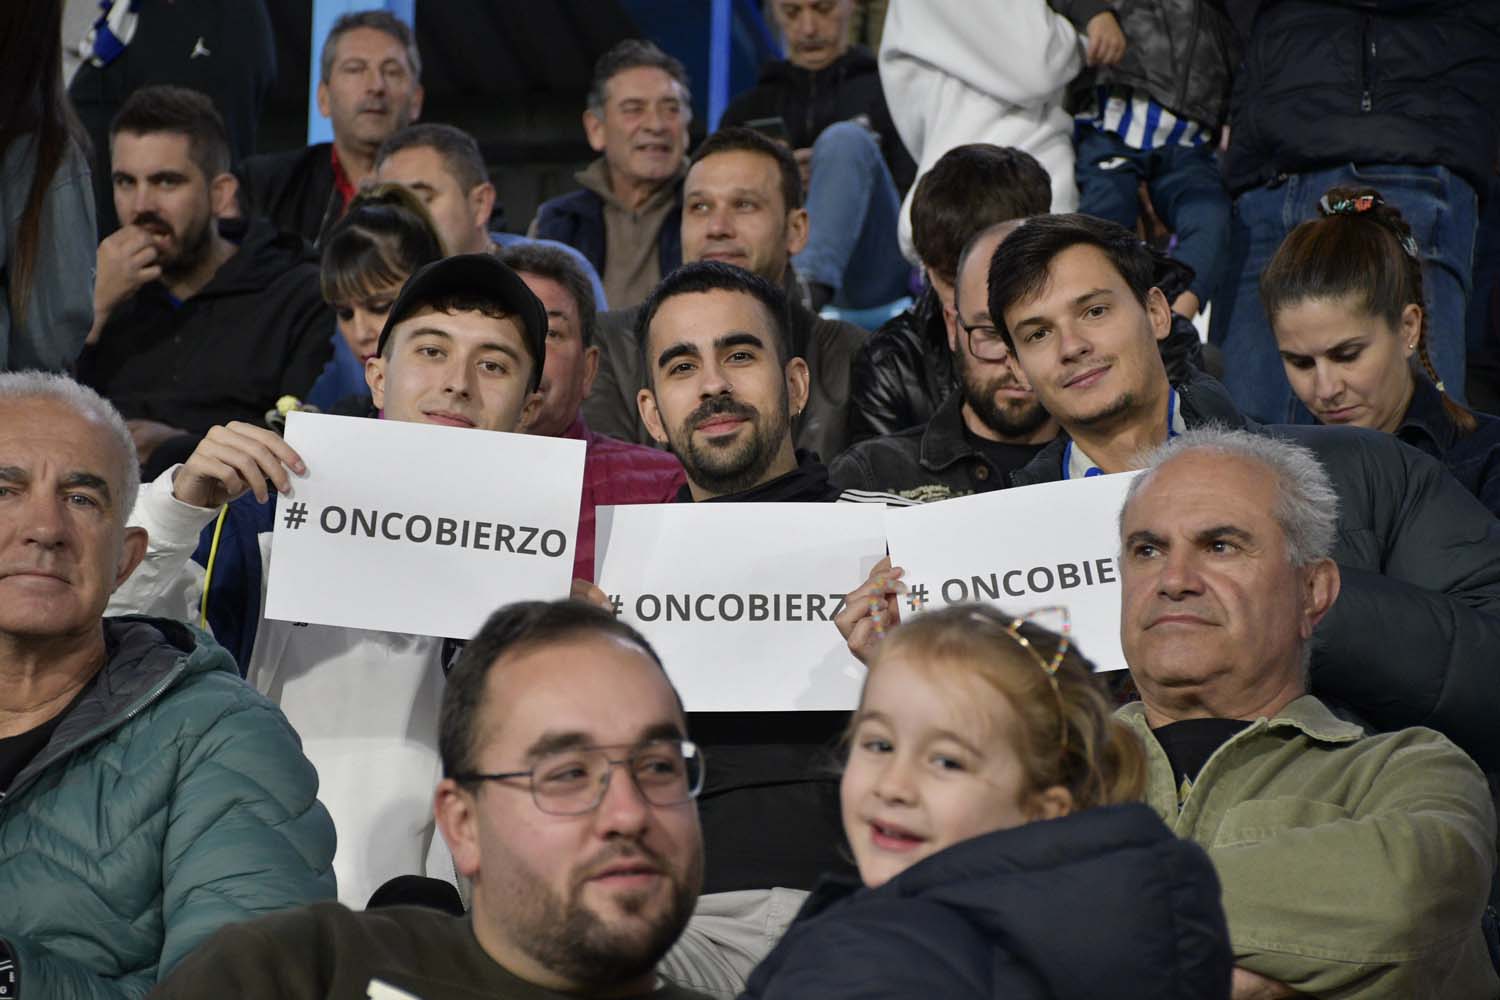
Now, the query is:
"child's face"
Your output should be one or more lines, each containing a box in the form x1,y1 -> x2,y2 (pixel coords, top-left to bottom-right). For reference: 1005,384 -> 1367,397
841,651 -> 1039,888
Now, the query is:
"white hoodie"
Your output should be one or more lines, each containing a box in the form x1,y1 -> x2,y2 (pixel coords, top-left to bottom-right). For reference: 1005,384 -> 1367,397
879,0 -> 1084,260
109,471 -> 453,909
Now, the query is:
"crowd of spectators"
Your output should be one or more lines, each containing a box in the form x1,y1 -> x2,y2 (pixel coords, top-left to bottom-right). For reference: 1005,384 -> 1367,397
4,1 -> 1500,998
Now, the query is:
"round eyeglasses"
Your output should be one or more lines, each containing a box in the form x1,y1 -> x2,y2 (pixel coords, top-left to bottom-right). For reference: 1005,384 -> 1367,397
452,739 -> 706,816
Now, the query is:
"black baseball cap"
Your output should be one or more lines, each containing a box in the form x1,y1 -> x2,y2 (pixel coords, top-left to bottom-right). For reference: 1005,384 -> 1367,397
375,252 -> 549,392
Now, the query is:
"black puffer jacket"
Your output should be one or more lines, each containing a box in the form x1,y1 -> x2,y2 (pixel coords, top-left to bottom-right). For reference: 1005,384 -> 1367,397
1067,0 -> 1239,129
1012,371 -> 1500,772
739,803 -> 1232,1000
1225,0 -> 1500,195
721,45 -> 916,194
847,288 -> 956,444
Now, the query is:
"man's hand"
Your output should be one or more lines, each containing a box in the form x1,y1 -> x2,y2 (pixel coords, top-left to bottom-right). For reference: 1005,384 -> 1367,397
1084,11 -> 1127,66
793,147 -> 813,192
127,419 -> 189,466
171,422 -> 305,509
90,225 -> 162,343
834,556 -> 905,665
571,578 -> 612,611
1232,968 -> 1299,1000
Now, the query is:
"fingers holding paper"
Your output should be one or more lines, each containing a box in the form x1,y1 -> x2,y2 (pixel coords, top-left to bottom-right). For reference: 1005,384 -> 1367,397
836,555 -> 906,665
172,421 -> 307,508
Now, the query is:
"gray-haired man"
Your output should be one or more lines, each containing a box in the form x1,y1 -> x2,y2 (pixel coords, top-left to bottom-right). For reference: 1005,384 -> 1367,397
1117,428 -> 1497,1000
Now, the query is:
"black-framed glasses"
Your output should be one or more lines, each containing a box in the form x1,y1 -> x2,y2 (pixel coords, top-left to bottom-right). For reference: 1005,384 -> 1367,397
452,739 -> 706,816
963,322 -> 1014,363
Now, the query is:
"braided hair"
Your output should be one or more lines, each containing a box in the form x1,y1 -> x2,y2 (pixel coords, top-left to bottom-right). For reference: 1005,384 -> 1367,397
1259,186 -> 1477,435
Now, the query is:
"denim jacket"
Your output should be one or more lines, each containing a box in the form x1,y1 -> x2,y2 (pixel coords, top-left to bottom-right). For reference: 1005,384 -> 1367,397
1121,696 -> 1498,997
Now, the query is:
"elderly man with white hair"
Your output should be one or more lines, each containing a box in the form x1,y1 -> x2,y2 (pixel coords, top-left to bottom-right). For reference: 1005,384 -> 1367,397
0,372 -> 334,998
1116,427 -> 1498,1000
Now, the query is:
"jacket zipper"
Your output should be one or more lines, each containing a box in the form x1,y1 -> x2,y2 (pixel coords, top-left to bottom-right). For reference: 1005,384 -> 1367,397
1360,15 -> 1374,112
0,664 -> 186,805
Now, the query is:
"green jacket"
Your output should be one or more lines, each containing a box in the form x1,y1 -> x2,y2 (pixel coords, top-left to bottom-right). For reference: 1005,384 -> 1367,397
1120,696 -> 1498,998
0,617 -> 336,998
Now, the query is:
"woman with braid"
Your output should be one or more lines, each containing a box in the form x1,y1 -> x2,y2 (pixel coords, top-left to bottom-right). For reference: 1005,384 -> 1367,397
1262,187 -> 1500,515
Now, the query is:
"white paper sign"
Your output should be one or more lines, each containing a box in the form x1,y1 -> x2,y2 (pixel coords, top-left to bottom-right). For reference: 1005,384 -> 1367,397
595,502 -> 887,711
264,412 -> 585,638
883,472 -> 1142,672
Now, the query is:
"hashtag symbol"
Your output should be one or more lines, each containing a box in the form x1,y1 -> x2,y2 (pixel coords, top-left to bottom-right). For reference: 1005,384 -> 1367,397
282,501 -> 309,530
608,595 -> 623,616
906,583 -> 929,612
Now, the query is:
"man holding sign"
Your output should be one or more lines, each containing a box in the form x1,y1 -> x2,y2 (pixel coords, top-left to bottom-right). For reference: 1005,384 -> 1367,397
109,253 -> 556,908
843,213 -> 1500,776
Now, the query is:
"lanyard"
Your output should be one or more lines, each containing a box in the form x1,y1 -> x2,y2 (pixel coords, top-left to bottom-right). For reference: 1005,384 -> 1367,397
1062,388 -> 1183,480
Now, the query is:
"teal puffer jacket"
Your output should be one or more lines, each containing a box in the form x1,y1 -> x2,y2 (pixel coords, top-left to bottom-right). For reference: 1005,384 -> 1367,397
0,616 -> 336,998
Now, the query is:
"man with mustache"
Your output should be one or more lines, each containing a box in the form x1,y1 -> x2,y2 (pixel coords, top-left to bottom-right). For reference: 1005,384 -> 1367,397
1115,429 -> 1496,999
152,599 -> 712,1000
531,40 -> 691,311
585,126 -> 867,465
236,10 -> 423,246
77,86 -> 332,476
623,261 -> 904,994
830,221 -> 1058,500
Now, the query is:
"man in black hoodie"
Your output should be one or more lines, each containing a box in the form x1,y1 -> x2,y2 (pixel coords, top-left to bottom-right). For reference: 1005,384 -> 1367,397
624,261 -> 903,994
77,86 -> 332,478
721,0 -> 914,311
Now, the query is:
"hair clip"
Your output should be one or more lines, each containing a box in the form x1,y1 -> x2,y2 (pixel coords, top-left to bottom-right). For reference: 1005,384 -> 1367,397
1003,606 -> 1072,752
1318,192 -> 1421,259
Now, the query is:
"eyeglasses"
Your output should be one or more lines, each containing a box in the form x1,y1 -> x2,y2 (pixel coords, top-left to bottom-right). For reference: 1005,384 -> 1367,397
962,322 -> 1015,363
452,739 -> 706,816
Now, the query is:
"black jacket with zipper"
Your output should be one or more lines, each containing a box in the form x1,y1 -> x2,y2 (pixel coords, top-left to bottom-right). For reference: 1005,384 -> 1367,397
1224,0 -> 1500,195
721,45 -> 916,195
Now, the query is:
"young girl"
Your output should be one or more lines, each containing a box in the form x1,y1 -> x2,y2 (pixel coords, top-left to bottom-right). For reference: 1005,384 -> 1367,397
740,604 -> 1231,999
307,182 -> 444,410
1261,186 -> 1500,515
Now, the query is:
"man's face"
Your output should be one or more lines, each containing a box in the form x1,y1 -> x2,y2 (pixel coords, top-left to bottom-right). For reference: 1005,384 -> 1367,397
109,131 -> 219,277
317,26 -> 423,153
375,145 -> 490,256
954,232 -> 1052,439
1119,451 -> 1338,717
1002,244 -> 1171,433
682,150 -> 808,282
0,399 -> 146,641
773,0 -> 854,72
519,272 -> 598,439
638,289 -> 808,497
367,307 -> 540,433
583,67 -> 689,191
438,633 -> 703,992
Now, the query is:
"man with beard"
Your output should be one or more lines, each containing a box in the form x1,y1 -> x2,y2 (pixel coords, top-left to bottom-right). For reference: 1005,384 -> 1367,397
151,600 -> 711,1000
830,221 -> 1058,500
586,126 -> 867,464
624,261 -> 904,995
77,86 -> 332,476
237,10 -> 424,245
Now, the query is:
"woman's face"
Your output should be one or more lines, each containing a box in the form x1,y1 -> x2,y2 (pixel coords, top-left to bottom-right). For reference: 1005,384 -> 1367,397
1273,295 -> 1420,433
333,279 -> 406,362
840,650 -> 1049,888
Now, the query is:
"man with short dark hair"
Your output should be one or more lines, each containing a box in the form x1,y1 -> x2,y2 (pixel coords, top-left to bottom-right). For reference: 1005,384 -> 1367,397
374,122 -> 607,306
831,220 -> 1058,500
720,0 -> 916,311
110,254 -> 551,909
499,243 -> 684,582
1116,429 -> 1497,998
0,372 -> 334,998
152,599 -> 712,1000
237,10 -> 424,244
77,85 -> 332,475
586,126 -> 867,464
847,143 -> 1052,441
530,40 -> 692,310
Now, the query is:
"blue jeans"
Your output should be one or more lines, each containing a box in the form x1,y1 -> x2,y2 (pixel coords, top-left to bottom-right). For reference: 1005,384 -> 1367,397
794,121 -> 911,309
1075,124 -> 1230,304
1211,164 -> 1479,421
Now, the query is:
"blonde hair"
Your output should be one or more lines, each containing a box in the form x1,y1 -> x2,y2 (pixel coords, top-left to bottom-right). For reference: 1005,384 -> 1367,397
871,604 -> 1145,810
